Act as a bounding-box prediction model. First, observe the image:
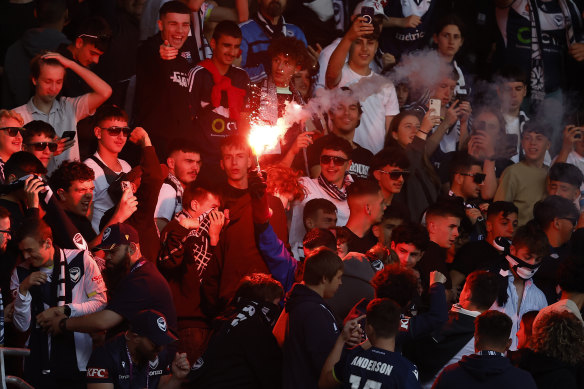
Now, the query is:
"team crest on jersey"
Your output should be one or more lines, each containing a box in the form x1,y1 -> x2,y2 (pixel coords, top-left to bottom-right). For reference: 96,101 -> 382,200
182,51 -> 192,60
103,227 -> 111,241
69,267 -> 81,283
192,357 -> 204,370
157,316 -> 167,332
149,356 -> 159,369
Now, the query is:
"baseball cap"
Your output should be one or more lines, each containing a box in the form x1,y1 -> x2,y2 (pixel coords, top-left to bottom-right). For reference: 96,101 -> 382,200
353,0 -> 385,16
92,223 -> 139,251
129,310 -> 178,346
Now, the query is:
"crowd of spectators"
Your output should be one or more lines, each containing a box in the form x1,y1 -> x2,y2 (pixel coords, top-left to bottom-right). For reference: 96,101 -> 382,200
1,0 -> 584,388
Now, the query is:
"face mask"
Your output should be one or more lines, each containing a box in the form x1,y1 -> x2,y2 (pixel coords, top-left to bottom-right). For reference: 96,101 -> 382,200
506,254 -> 540,280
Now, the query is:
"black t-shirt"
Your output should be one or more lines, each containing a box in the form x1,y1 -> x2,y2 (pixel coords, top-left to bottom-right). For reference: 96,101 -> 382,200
451,240 -> 503,276
191,65 -> 250,166
415,241 -> 451,291
307,134 -> 374,179
106,260 -> 177,336
86,333 -> 172,389
341,226 -> 377,254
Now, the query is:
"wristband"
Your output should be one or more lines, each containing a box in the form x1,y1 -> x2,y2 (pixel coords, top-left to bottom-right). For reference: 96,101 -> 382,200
418,129 -> 429,135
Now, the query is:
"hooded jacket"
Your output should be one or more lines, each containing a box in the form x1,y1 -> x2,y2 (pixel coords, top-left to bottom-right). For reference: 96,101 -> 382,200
510,348 -> 582,389
274,283 -> 340,389
433,353 -> 536,389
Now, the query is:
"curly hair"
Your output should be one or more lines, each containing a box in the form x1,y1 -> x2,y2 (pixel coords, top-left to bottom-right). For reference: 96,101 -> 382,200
265,166 -> 305,202
267,36 -> 308,69
0,109 -> 24,126
371,263 -> 418,309
532,311 -> 584,365
48,161 -> 95,192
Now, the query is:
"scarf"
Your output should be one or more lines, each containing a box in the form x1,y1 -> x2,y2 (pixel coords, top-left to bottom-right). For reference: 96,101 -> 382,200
528,0 -> 580,103
56,249 -> 66,307
0,288 -> 4,346
252,12 -> 286,40
317,173 -> 351,201
199,59 -> 247,120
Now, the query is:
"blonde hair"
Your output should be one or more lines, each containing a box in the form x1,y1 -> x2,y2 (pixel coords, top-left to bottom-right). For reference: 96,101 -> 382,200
0,109 -> 24,126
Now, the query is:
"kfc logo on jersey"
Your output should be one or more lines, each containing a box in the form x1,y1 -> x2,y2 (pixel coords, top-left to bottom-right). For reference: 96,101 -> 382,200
87,368 -> 109,378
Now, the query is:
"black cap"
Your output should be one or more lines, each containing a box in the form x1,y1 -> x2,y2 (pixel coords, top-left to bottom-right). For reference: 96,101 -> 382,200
129,310 -> 178,346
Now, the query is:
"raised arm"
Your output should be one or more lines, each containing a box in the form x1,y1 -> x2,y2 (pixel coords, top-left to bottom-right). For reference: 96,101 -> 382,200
42,52 -> 112,113
325,17 -> 372,89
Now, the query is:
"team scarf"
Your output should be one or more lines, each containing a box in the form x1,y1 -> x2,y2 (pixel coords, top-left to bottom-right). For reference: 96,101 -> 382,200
252,12 -> 287,40
56,249 -> 67,307
317,173 -> 352,201
528,0 -> 581,103
199,59 -> 247,120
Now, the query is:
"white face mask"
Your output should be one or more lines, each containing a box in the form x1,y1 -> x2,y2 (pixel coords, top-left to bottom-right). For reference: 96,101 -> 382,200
506,254 -> 540,280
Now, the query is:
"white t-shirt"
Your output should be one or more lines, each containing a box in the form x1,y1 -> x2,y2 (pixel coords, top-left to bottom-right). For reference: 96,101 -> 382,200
289,176 -> 350,260
154,181 -> 182,222
84,153 -> 131,233
338,64 -> 399,154
14,95 -> 93,174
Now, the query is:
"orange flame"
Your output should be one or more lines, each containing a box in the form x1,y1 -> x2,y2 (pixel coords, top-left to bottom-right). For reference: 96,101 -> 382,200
248,119 -> 288,157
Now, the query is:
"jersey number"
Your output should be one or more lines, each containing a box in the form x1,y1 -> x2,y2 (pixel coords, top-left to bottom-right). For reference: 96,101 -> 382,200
349,375 -> 382,389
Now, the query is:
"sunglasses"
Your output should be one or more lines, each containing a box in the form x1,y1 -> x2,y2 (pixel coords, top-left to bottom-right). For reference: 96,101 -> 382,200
378,169 -> 410,180
0,127 -> 25,137
27,142 -> 58,152
459,172 -> 486,184
559,217 -> 578,227
320,155 -> 349,166
100,126 -> 132,137
0,229 -> 10,235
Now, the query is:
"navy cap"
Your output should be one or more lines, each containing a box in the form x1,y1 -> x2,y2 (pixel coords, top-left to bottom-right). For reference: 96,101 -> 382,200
129,310 -> 178,346
92,223 -> 139,251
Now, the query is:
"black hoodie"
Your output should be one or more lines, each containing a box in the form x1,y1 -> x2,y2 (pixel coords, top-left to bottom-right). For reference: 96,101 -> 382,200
275,283 -> 340,389
433,353 -> 536,389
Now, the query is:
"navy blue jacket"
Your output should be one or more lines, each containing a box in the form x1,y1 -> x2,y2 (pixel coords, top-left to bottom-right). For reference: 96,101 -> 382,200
277,283 -> 340,389
433,354 -> 536,389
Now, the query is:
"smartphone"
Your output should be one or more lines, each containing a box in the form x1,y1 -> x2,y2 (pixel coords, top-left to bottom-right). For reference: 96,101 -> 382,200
455,92 -> 467,102
429,99 -> 441,116
62,131 -> 76,141
360,6 -> 375,24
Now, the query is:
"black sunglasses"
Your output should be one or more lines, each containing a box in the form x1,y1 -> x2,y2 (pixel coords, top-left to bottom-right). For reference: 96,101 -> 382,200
379,169 -> 410,180
320,155 -> 349,166
0,127 -> 25,137
459,172 -> 486,184
559,217 -> 578,227
27,142 -> 58,152
0,229 -> 11,235
101,126 -> 132,137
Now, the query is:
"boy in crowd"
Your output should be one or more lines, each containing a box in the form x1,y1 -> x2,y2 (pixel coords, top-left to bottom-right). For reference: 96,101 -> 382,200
0,109 -> 25,183
307,88 -> 374,179
191,21 -> 249,181
13,52 -> 112,174
405,270 -> 499,388
496,65 -> 529,162
371,205 -> 407,250
274,248 -> 343,389
416,199 -> 464,298
319,298 -> 421,389
532,196 -> 581,304
555,124 -> 584,206
155,139 -> 202,233
494,121 -> 551,226
390,223 -> 430,270
491,222 -> 549,350
326,17 -> 399,154
450,201 -> 518,293
188,274 -> 284,387
158,184 -> 223,362
22,120 -> 58,168
446,153 -> 487,241
546,162 -> 583,206
245,36 -> 312,174
433,311 -> 537,389
370,147 -> 410,206
291,198 -> 337,260
289,137 -> 352,260
340,179 -> 386,254
83,105 -> 132,232
11,219 -> 106,388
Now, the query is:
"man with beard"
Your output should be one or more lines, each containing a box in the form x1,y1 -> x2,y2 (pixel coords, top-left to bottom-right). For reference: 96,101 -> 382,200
239,0 -> 307,83
86,309 -> 191,389
158,184 -> 224,362
39,223 -> 177,340
10,219 -> 106,388
307,88 -> 374,180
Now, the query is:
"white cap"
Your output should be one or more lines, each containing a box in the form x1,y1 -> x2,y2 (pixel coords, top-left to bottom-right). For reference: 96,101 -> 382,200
352,0 -> 385,16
